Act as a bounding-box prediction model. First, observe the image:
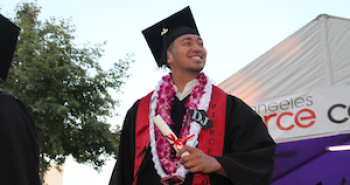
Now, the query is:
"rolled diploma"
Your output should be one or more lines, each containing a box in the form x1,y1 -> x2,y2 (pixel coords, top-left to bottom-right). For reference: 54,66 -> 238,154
153,115 -> 190,157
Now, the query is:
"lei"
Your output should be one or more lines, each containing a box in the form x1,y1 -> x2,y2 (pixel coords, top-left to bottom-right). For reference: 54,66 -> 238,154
148,72 -> 212,180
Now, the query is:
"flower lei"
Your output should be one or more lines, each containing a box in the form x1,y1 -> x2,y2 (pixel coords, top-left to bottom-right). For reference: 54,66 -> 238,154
149,72 -> 212,180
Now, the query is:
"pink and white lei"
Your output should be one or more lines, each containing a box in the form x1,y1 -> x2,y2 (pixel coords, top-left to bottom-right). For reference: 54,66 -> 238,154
149,72 -> 212,180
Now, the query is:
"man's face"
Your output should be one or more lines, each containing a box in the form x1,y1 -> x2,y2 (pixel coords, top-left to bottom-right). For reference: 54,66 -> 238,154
167,34 -> 207,74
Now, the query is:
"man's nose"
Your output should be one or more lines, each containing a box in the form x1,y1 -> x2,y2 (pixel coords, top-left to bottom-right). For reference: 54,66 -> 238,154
192,43 -> 202,52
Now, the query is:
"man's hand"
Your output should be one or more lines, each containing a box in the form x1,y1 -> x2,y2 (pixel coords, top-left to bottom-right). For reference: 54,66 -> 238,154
176,145 -> 227,177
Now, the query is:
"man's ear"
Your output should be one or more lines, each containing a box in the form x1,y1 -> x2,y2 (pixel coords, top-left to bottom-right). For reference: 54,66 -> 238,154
167,50 -> 173,65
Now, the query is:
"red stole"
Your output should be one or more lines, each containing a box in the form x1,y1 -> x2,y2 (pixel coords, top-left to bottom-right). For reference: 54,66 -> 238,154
133,85 -> 227,185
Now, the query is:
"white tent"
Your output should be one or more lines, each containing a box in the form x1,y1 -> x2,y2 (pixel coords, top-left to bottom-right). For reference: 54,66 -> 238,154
218,14 -> 350,184
219,14 -> 350,143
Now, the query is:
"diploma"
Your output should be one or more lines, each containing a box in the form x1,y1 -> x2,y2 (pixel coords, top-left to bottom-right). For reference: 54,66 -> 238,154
153,115 -> 190,157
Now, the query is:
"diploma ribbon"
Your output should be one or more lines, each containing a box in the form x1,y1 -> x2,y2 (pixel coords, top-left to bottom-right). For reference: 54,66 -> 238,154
165,134 -> 195,151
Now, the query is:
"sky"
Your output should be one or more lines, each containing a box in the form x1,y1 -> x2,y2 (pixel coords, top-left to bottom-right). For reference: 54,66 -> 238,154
2,0 -> 350,184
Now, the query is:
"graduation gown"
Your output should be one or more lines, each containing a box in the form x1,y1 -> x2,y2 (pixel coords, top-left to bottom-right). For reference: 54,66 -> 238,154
0,91 -> 41,185
109,94 -> 276,185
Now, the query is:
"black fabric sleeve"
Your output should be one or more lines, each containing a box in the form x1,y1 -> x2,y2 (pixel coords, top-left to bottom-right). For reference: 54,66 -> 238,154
109,100 -> 140,185
0,92 -> 41,185
214,95 -> 276,185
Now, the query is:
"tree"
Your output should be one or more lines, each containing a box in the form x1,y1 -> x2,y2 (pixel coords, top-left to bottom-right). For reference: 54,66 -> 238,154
3,2 -> 132,181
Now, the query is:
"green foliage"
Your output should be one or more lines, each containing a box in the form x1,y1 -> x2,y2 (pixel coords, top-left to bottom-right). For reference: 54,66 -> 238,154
3,2 -> 131,174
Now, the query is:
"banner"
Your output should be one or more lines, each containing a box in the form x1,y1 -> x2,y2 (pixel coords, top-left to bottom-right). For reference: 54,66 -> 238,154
252,85 -> 350,143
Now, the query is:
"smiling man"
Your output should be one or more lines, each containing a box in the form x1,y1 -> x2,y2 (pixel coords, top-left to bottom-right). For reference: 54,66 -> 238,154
109,7 -> 275,185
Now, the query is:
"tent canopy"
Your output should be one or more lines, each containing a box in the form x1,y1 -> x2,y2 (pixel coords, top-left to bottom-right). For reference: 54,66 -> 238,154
218,14 -> 350,185
219,14 -> 350,107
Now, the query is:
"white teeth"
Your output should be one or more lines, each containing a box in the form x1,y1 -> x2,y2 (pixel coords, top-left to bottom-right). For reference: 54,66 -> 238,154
191,56 -> 201,60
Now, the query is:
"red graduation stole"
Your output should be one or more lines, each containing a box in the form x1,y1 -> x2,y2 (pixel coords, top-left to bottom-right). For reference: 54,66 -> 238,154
133,85 -> 227,185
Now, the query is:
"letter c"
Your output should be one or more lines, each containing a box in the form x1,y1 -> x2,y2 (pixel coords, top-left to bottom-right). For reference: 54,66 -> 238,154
209,138 -> 215,145
277,112 -> 294,130
328,104 -> 348,123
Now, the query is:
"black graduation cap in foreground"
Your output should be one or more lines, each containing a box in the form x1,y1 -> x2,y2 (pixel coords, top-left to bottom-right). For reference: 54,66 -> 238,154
0,14 -> 21,82
142,6 -> 200,67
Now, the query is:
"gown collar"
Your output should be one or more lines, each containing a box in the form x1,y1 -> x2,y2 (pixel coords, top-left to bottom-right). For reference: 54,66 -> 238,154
173,78 -> 197,101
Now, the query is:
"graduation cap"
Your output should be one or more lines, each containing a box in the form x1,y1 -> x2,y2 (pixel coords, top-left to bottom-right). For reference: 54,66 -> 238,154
0,14 -> 21,81
142,6 -> 200,67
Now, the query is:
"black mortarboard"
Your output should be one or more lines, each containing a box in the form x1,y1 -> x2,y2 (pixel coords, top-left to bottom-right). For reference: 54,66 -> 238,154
142,6 -> 200,67
0,14 -> 21,81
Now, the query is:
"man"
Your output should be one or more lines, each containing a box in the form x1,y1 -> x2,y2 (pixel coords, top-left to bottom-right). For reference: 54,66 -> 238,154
0,14 -> 42,185
109,7 -> 275,185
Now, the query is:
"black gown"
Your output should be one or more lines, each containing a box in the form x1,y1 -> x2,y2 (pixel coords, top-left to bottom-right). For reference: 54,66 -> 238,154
0,91 -> 41,185
109,94 -> 276,185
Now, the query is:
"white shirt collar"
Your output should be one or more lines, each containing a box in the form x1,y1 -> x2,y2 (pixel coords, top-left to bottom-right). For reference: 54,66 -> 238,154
173,79 -> 197,101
